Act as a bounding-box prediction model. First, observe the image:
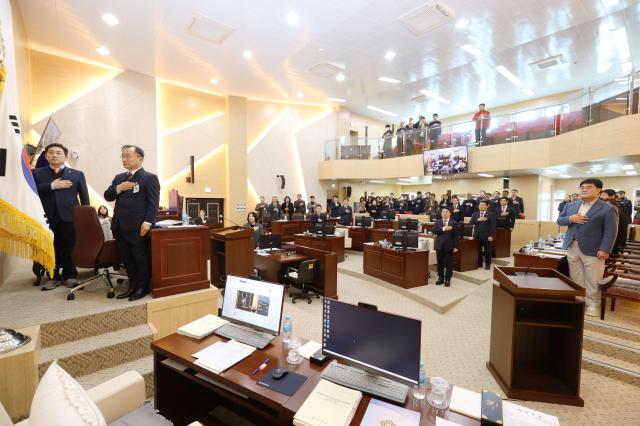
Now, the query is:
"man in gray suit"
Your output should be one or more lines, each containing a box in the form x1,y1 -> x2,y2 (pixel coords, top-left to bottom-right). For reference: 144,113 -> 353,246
557,178 -> 618,317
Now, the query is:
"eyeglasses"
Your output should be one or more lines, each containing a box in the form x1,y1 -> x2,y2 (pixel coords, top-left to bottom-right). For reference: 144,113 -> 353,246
120,155 -> 141,159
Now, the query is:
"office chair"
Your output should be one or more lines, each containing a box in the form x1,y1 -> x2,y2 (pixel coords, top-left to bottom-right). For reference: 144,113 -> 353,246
68,206 -> 128,300
284,259 -> 320,304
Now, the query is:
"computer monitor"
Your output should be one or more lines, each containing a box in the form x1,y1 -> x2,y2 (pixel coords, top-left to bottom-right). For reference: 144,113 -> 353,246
406,231 -> 419,248
399,219 -> 419,231
323,224 -> 335,236
314,223 -> 335,236
384,211 -> 396,220
259,234 -> 281,250
355,216 -> 373,227
392,231 -> 405,248
322,299 -> 421,385
221,275 -> 285,335
463,224 -> 474,237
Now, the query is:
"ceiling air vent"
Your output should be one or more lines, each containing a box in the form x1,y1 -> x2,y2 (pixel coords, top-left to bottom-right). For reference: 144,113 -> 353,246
185,13 -> 235,45
398,1 -> 455,36
529,54 -> 567,70
308,62 -> 345,78
411,94 -> 429,103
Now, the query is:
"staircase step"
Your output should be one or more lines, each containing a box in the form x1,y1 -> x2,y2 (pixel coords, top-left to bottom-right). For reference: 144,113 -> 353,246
584,319 -> 640,345
582,350 -> 640,387
76,355 -> 154,399
583,335 -> 640,365
40,304 -> 147,348
39,324 -> 153,379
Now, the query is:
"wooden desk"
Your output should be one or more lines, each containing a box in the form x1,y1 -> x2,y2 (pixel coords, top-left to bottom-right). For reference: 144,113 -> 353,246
253,252 -> 309,283
345,226 -> 369,250
492,228 -> 512,258
369,228 -> 394,242
271,220 -> 313,242
151,226 -> 210,297
373,219 -> 398,229
513,252 -> 569,276
454,238 -> 480,272
363,243 -> 429,288
293,235 -> 345,262
152,333 -> 479,426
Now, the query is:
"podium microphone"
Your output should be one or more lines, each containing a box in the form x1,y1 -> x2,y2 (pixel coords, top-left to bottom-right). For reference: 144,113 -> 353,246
219,214 -> 243,227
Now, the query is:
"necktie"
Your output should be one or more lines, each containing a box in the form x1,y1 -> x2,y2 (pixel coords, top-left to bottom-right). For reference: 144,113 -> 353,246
481,212 -> 484,218
127,172 -> 133,179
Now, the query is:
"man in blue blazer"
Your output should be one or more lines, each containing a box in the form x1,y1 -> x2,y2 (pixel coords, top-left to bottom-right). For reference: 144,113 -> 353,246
104,146 -> 160,301
557,178 -> 618,316
471,200 -> 496,270
32,143 -> 89,290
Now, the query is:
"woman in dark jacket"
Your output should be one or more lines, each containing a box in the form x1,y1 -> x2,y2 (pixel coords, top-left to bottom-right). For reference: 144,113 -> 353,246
281,195 -> 294,220
368,200 -> 380,219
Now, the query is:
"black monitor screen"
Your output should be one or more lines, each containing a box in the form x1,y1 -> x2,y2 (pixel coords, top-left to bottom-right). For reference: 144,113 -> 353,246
259,234 -> 281,249
392,231 -> 405,248
324,224 -> 335,236
463,224 -> 474,237
406,231 -> 419,248
322,299 -> 421,385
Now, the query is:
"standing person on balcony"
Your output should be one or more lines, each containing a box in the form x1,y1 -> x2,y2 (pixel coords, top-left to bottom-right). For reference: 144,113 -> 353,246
427,113 -> 442,148
405,118 -> 415,155
472,103 -> 491,144
396,121 -> 406,155
382,124 -> 393,158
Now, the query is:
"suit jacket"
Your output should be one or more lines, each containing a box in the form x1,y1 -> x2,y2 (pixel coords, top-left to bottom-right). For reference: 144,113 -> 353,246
449,204 -> 464,222
338,205 -> 353,226
32,166 -> 90,223
330,202 -> 342,218
433,219 -> 460,252
462,199 -> 476,217
104,168 -> 160,233
495,205 -> 515,229
293,200 -> 306,214
510,196 -> 524,216
310,212 -> 327,224
471,211 -> 496,239
557,199 -> 617,256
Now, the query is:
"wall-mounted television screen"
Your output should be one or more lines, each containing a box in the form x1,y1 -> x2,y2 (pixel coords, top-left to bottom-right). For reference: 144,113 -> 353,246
423,146 -> 468,175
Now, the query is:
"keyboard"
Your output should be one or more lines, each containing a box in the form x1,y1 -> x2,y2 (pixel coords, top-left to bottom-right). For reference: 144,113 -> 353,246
321,362 -> 409,404
214,323 -> 275,349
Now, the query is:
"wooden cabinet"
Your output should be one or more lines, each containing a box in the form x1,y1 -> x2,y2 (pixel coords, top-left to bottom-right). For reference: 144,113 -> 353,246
209,226 -> 254,286
363,244 -> 429,288
492,228 -> 512,258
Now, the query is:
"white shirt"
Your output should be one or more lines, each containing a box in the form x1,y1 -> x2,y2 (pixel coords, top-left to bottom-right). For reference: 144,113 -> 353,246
578,200 -> 594,216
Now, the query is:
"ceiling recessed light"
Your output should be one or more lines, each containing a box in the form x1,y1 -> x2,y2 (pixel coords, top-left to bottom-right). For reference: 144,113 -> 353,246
478,173 -> 494,178
210,78 -> 219,85
495,65 -> 523,87
559,174 -> 572,178
455,18 -> 469,29
625,171 -> 638,176
459,44 -> 484,57
242,49 -> 253,59
101,13 -> 119,26
378,76 -> 402,84
369,180 -> 385,184
296,92 -> 304,99
384,51 -> 396,61
522,87 -> 535,96
367,105 -> 397,117
621,164 -> 634,170
336,73 -> 346,82
326,97 -> 346,103
419,90 -> 450,104
96,46 -> 111,56
285,11 -> 300,26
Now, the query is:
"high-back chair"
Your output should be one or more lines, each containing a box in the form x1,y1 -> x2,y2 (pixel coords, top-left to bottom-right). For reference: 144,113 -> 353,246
284,259 -> 320,304
68,206 -> 127,300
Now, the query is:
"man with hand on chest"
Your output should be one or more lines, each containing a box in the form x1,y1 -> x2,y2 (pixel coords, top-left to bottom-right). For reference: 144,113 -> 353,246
104,145 -> 160,301
471,200 -> 496,270
433,208 -> 460,287
33,143 -> 90,290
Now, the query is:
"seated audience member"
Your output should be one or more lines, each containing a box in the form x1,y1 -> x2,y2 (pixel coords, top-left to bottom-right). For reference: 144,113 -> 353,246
434,207 -> 460,287
97,205 -> 113,240
194,209 -> 208,225
558,194 -> 571,213
293,193 -> 306,214
600,189 -> 628,254
329,195 -> 341,218
495,197 -> 515,230
510,189 -> 525,218
281,195 -> 294,220
339,198 -> 353,226
449,196 -> 464,222
267,196 -> 281,220
310,204 -> 327,224
471,200 -> 496,270
244,212 -> 262,249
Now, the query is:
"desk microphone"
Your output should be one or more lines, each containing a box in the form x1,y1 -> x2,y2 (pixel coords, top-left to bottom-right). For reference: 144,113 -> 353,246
219,215 -> 244,228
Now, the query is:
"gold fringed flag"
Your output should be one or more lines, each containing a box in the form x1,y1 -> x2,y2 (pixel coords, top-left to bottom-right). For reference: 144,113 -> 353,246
0,4 -> 55,274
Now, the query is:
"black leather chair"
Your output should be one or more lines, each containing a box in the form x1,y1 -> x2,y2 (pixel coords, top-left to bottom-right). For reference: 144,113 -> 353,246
284,260 -> 320,304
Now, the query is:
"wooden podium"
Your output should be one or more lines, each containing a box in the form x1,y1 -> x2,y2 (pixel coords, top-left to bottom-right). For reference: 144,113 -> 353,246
151,226 -> 210,298
492,228 -> 512,258
210,226 -> 254,286
488,267 -> 585,406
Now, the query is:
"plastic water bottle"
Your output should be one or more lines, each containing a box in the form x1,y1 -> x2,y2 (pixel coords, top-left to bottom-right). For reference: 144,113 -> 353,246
413,361 -> 426,400
282,315 -> 292,344
181,212 -> 189,226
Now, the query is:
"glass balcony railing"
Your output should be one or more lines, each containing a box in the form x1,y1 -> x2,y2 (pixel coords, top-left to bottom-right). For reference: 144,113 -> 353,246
324,71 -> 640,160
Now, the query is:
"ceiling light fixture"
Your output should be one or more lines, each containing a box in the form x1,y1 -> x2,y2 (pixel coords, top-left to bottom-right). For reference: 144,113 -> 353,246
369,180 -> 385,184
495,65 -> 523,87
626,171 -> 638,176
455,18 -> 469,29
522,87 -> 535,96
367,105 -> 397,117
96,46 -> 111,56
378,76 -> 402,84
101,13 -> 119,26
611,27 -> 630,61
326,97 -> 346,103
242,49 -> 253,59
621,164 -> 634,170
336,73 -> 346,82
478,173 -> 494,178
559,174 -> 572,178
384,51 -> 396,60
419,90 -> 450,104
459,44 -> 483,57
285,11 -> 300,26
210,78 -> 219,85
296,92 -> 304,99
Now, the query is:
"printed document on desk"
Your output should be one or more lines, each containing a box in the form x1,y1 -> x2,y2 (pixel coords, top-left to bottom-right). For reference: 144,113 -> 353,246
361,399 -> 419,426
178,314 -> 228,339
293,379 -> 362,426
192,340 -> 255,374
503,401 -> 559,426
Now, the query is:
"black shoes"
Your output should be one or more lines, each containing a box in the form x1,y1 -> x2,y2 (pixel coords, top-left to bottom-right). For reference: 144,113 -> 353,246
444,281 -> 451,287
436,280 -> 444,285
128,288 -> 149,301
116,288 -> 134,299
485,265 -> 491,270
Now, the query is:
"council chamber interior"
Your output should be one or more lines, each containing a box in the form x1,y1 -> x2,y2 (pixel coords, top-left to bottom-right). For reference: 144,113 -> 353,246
0,1 -> 639,425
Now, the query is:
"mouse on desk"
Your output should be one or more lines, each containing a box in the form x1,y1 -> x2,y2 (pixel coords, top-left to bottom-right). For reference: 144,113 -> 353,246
271,367 -> 288,380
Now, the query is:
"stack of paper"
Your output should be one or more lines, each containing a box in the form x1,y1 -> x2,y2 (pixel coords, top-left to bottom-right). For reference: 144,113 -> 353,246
361,399 -> 420,426
298,341 -> 322,360
449,386 -> 481,419
293,379 -> 362,426
502,401 -> 560,426
177,314 -> 228,339
192,340 -> 255,374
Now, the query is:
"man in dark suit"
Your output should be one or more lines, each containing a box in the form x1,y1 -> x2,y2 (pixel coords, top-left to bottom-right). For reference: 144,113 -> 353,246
462,193 -> 476,217
310,204 -> 327,224
33,143 -> 90,290
471,200 -> 496,270
495,197 -> 515,230
617,190 -> 632,223
449,196 -> 464,222
433,208 -> 460,286
293,194 -> 306,215
338,198 -> 353,226
104,146 -> 160,301
510,189 -> 525,219
412,191 -> 424,215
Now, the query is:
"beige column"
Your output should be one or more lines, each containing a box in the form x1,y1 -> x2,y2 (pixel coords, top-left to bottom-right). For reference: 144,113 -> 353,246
224,96 -> 248,225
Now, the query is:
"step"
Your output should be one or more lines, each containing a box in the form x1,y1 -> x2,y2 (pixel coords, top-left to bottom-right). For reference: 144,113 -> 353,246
76,355 -> 154,399
582,350 -> 640,387
584,319 -> 640,345
39,323 -> 153,379
583,335 -> 640,365
40,304 -> 148,348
